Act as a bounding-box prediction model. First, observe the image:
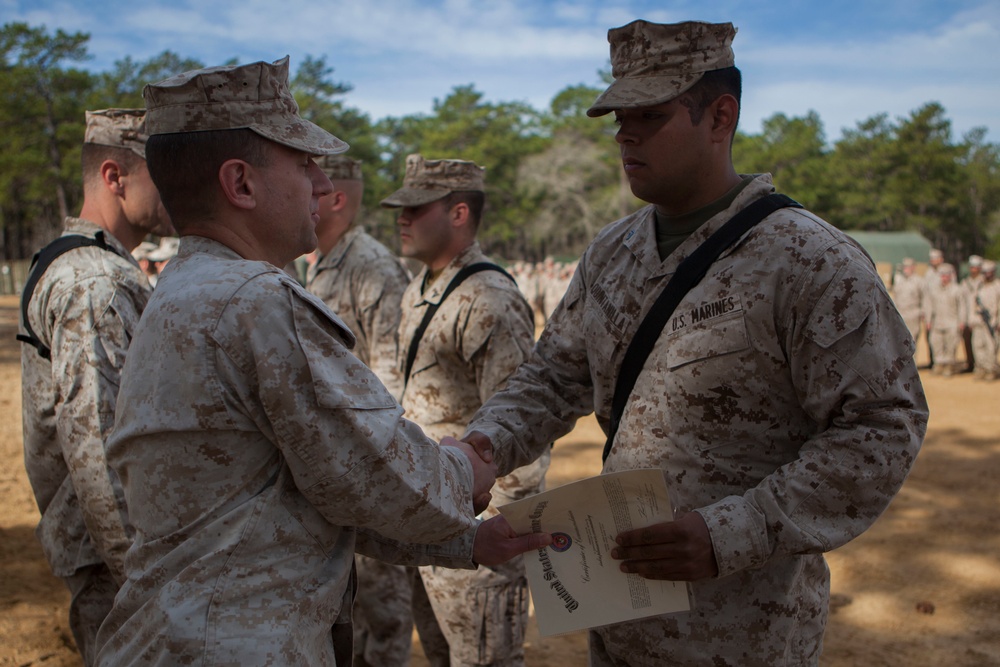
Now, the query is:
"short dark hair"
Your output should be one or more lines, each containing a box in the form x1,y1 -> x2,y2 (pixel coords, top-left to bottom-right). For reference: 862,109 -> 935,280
680,66 -> 742,133
145,129 -> 271,228
442,190 -> 486,230
81,144 -> 144,190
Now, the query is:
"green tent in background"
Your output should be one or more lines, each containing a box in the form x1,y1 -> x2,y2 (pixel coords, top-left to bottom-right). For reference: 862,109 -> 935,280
843,231 -> 934,270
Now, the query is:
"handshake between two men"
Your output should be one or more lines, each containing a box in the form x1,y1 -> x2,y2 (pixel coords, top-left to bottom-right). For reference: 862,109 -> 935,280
441,435 -> 554,567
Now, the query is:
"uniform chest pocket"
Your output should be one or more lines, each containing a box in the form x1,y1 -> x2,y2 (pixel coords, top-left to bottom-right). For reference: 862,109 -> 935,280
664,309 -> 750,370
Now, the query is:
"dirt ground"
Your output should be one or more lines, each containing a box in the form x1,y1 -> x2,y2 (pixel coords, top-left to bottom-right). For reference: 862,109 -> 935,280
1,292 -> 998,666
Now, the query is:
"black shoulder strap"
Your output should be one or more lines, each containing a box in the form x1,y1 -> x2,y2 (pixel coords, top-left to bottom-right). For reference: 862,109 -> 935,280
16,231 -> 123,360
602,193 -> 802,462
403,262 -> 515,390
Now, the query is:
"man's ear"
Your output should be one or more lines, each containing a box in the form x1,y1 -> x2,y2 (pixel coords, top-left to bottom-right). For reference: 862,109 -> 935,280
449,201 -> 470,228
329,190 -> 348,212
710,94 -> 739,143
218,159 -> 257,210
100,160 -> 125,197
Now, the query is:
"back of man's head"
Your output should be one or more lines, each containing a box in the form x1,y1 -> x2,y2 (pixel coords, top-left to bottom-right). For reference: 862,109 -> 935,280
319,155 -> 364,225
145,129 -> 272,229
81,108 -> 148,192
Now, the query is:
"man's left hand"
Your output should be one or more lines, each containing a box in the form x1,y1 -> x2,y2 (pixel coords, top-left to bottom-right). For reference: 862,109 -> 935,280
611,511 -> 719,581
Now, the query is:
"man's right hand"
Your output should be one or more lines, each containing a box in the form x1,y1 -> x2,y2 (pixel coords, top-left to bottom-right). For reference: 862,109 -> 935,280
473,515 -> 552,566
462,430 -> 494,464
441,437 -> 497,514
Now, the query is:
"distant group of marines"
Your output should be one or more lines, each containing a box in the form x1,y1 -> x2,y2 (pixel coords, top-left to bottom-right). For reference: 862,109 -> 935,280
892,250 -> 1000,379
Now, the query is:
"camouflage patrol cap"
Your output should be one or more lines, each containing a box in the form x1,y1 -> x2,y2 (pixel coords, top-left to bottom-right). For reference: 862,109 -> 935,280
969,255 -> 983,267
380,154 -> 485,208
983,260 -> 996,274
84,108 -> 149,158
142,56 -> 348,156
318,155 -> 363,181
938,263 -> 956,276
131,240 -> 159,261
146,236 -> 180,262
587,20 -> 737,117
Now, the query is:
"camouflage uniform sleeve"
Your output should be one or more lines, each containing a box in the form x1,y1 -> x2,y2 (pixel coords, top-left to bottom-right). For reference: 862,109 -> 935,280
467,264 -> 597,476
991,286 -> 1000,330
47,277 -> 134,583
358,256 -> 409,400
354,523 -> 477,569
697,249 -> 928,577
213,277 -> 478,545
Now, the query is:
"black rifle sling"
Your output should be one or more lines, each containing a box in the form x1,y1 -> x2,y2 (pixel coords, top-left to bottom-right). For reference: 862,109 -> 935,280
403,262 -> 516,390
16,231 -> 123,360
602,193 -> 802,463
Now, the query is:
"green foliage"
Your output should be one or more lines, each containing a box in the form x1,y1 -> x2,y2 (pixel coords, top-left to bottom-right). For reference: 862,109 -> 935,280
90,52 -> 206,108
734,111 -> 836,216
0,21 -> 997,266
0,23 -> 94,251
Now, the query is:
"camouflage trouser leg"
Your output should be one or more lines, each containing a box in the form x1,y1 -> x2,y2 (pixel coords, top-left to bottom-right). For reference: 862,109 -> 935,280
415,562 -> 529,667
930,328 -> 959,371
411,567 -> 451,667
971,327 -> 999,375
64,562 -> 118,667
412,451 -> 549,667
353,554 -> 413,667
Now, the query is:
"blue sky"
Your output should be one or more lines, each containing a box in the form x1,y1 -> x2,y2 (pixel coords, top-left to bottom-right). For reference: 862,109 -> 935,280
3,0 -> 999,144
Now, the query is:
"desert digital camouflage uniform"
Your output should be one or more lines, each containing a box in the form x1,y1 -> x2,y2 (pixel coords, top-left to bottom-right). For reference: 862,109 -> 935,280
97,237 -> 482,665
306,225 -> 410,399
968,263 -> 1000,379
959,256 -> 984,371
19,107 -> 157,665
20,217 -> 146,663
95,56 -> 493,666
469,174 -> 928,666
926,265 -> 967,375
399,241 -> 549,666
305,223 -> 414,666
891,260 -> 924,341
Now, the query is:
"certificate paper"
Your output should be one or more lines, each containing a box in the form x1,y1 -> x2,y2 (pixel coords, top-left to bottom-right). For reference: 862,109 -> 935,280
499,468 -> 690,636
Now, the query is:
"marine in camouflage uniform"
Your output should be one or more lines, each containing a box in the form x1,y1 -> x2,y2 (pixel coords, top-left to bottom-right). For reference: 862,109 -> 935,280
304,155 -> 415,666
306,155 -> 410,399
891,257 -> 924,343
383,155 -> 550,667
464,21 -> 927,666
967,260 -> 999,379
18,109 -> 172,666
960,255 -> 984,372
926,263 -> 968,375
923,248 -> 945,367
95,58 -> 544,666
